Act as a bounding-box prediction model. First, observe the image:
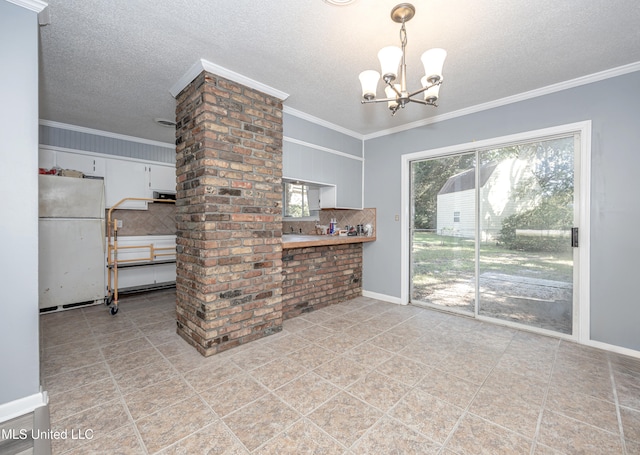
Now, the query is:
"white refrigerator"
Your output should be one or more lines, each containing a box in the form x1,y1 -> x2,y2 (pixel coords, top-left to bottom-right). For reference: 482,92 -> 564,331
39,175 -> 106,310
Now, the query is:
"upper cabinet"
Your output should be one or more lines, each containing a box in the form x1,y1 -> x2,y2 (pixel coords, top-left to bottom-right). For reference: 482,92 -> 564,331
38,146 -> 176,210
148,164 -> 176,193
104,158 -> 149,210
56,151 -> 105,177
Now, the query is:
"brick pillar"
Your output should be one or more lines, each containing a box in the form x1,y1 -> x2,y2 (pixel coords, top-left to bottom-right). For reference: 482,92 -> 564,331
174,71 -> 283,356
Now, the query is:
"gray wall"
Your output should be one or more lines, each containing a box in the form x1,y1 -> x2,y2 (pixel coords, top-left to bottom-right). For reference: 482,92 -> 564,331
40,124 -> 175,163
363,70 -> 640,351
0,1 -> 42,407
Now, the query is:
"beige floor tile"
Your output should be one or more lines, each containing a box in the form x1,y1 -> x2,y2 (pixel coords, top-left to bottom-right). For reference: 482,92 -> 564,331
49,377 -> 120,423
263,333 -> 308,355
390,388 -> 463,443
537,410 -> 624,454
200,373 -> 269,417
309,392 -> 382,448
42,361 -> 110,396
182,358 -> 242,393
483,369 -> 548,406
222,394 -> 300,451
347,371 -> 411,412
342,342 -> 394,369
417,368 -> 480,408
229,345 -> 279,371
469,387 -> 542,439
135,395 -> 216,454
254,418 -> 346,454
50,399 -> 131,454
370,331 -> 414,352
123,376 -> 195,420
157,421 -> 249,454
545,386 -> 619,433
105,346 -> 167,378
351,416 -> 440,455
620,406 -> 640,443
250,357 -> 309,390
445,414 -> 533,455
40,290 -> 636,455
313,356 -> 370,388
41,347 -> 104,377
274,372 -> 341,415
314,334 -> 363,354
614,370 -> 640,410
112,357 -> 178,394
376,354 -> 431,386
285,343 -> 337,369
100,335 -> 155,360
64,423 -> 145,455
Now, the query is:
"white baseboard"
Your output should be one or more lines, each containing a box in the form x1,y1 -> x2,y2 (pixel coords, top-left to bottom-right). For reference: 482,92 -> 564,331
583,339 -> 640,360
362,290 -> 403,305
0,392 -> 48,423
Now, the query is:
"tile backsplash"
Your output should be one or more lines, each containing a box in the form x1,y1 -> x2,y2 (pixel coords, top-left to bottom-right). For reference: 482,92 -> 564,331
283,208 -> 376,237
107,202 -> 176,236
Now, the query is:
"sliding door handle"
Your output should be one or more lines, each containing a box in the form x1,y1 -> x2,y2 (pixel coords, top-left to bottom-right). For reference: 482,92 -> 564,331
571,227 -> 579,248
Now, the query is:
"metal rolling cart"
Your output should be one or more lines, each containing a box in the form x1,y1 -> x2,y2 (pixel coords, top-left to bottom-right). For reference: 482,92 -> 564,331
105,197 -> 176,315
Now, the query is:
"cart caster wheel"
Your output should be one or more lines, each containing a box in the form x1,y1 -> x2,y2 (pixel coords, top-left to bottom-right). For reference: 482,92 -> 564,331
105,295 -> 113,306
110,306 -> 119,315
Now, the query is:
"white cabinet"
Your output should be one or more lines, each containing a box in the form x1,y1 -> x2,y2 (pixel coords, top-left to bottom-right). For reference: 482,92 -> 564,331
319,186 -> 337,209
56,151 -> 105,177
148,164 -> 176,193
39,148 -> 56,170
105,158 -> 149,209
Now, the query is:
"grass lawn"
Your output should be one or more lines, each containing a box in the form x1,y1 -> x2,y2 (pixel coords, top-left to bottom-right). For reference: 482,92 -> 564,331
411,231 -> 573,288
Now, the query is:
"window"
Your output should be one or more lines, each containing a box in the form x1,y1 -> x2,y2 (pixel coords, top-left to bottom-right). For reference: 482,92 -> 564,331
453,211 -> 460,223
283,182 -> 311,218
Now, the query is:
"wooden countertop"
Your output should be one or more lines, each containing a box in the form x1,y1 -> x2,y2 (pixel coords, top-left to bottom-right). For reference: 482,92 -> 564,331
282,234 -> 376,249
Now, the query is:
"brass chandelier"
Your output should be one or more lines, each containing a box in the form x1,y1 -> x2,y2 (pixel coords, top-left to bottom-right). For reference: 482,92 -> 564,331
359,3 -> 447,115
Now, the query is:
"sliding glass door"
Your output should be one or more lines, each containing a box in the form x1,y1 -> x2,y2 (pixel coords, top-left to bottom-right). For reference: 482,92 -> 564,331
477,137 -> 575,334
410,152 -> 476,315
409,130 -> 580,335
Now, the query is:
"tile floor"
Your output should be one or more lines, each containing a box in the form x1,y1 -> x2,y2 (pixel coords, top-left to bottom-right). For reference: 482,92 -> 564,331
39,290 -> 640,454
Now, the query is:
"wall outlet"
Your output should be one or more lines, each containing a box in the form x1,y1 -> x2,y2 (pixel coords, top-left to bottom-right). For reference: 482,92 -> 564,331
116,220 -> 123,228
395,215 -> 399,221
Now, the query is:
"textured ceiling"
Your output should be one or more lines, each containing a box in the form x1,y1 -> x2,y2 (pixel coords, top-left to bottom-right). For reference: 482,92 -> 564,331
38,0 -> 640,143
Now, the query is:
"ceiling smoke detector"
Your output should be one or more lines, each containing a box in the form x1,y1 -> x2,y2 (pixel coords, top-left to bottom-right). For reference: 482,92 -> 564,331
154,118 -> 176,128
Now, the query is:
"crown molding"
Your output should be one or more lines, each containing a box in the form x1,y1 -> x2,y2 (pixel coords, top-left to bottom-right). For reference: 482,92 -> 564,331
6,0 -> 47,12
39,119 -> 175,149
283,136 -> 364,162
363,61 -> 640,140
169,59 -> 289,101
283,106 -> 363,140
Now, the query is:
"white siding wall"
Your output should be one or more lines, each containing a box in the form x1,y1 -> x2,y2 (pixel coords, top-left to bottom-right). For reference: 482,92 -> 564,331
437,189 -> 475,238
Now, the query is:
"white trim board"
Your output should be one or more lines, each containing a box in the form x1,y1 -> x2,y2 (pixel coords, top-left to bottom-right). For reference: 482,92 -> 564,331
6,0 -> 47,12
170,59 -> 289,101
39,144 -> 175,167
362,290 -> 403,305
364,61 -> 640,140
39,120 -> 175,149
0,392 -> 48,424
284,137 -> 363,162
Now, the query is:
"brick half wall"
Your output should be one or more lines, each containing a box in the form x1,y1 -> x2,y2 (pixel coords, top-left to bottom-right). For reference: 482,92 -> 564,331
282,243 -> 362,319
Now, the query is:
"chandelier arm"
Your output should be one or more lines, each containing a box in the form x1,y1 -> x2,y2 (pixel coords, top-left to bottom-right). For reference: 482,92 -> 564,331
385,81 -> 402,98
406,80 -> 442,99
361,97 -> 399,105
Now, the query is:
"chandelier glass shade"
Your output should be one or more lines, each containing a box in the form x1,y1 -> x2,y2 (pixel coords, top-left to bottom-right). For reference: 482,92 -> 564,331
358,3 -> 447,115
